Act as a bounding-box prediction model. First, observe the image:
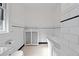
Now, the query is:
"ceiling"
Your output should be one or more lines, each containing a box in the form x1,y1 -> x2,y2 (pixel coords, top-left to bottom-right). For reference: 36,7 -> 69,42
10,3 -> 61,28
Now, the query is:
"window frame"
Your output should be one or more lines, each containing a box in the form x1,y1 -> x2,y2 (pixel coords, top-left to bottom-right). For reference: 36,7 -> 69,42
0,3 -> 9,33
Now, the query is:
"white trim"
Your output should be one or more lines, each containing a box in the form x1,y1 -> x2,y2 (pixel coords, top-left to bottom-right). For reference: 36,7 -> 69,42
25,44 -> 39,46
31,30 -> 32,45
0,3 -> 9,33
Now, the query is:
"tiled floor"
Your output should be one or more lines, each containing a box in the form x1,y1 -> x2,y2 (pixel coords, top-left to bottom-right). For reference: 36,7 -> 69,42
21,44 -> 48,56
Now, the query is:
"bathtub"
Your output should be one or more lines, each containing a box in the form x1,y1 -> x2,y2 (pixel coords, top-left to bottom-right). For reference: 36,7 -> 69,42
47,35 -> 79,56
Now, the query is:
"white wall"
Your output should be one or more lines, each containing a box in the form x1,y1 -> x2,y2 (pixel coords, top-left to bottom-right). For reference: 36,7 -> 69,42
8,3 -> 24,50
38,28 -> 61,42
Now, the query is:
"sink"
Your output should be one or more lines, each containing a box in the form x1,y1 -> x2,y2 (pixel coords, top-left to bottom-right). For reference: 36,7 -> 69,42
0,40 -> 14,55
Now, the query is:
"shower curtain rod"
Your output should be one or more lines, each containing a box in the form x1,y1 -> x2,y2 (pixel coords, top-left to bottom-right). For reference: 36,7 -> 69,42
60,15 -> 79,23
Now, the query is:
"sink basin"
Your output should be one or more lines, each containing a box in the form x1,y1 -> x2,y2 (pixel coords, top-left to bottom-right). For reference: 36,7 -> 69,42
0,40 -> 14,55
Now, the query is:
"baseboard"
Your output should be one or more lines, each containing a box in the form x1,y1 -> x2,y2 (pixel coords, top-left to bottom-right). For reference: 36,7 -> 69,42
39,42 -> 48,44
18,44 -> 25,50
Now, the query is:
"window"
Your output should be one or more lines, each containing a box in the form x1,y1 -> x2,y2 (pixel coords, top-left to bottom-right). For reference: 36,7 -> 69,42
0,3 -> 8,33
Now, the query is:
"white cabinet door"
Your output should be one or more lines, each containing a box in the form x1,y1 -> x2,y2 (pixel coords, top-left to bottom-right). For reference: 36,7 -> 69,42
26,32 -> 31,44
32,32 -> 38,45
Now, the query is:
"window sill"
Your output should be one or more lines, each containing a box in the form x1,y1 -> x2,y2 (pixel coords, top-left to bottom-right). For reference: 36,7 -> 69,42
0,30 -> 9,34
